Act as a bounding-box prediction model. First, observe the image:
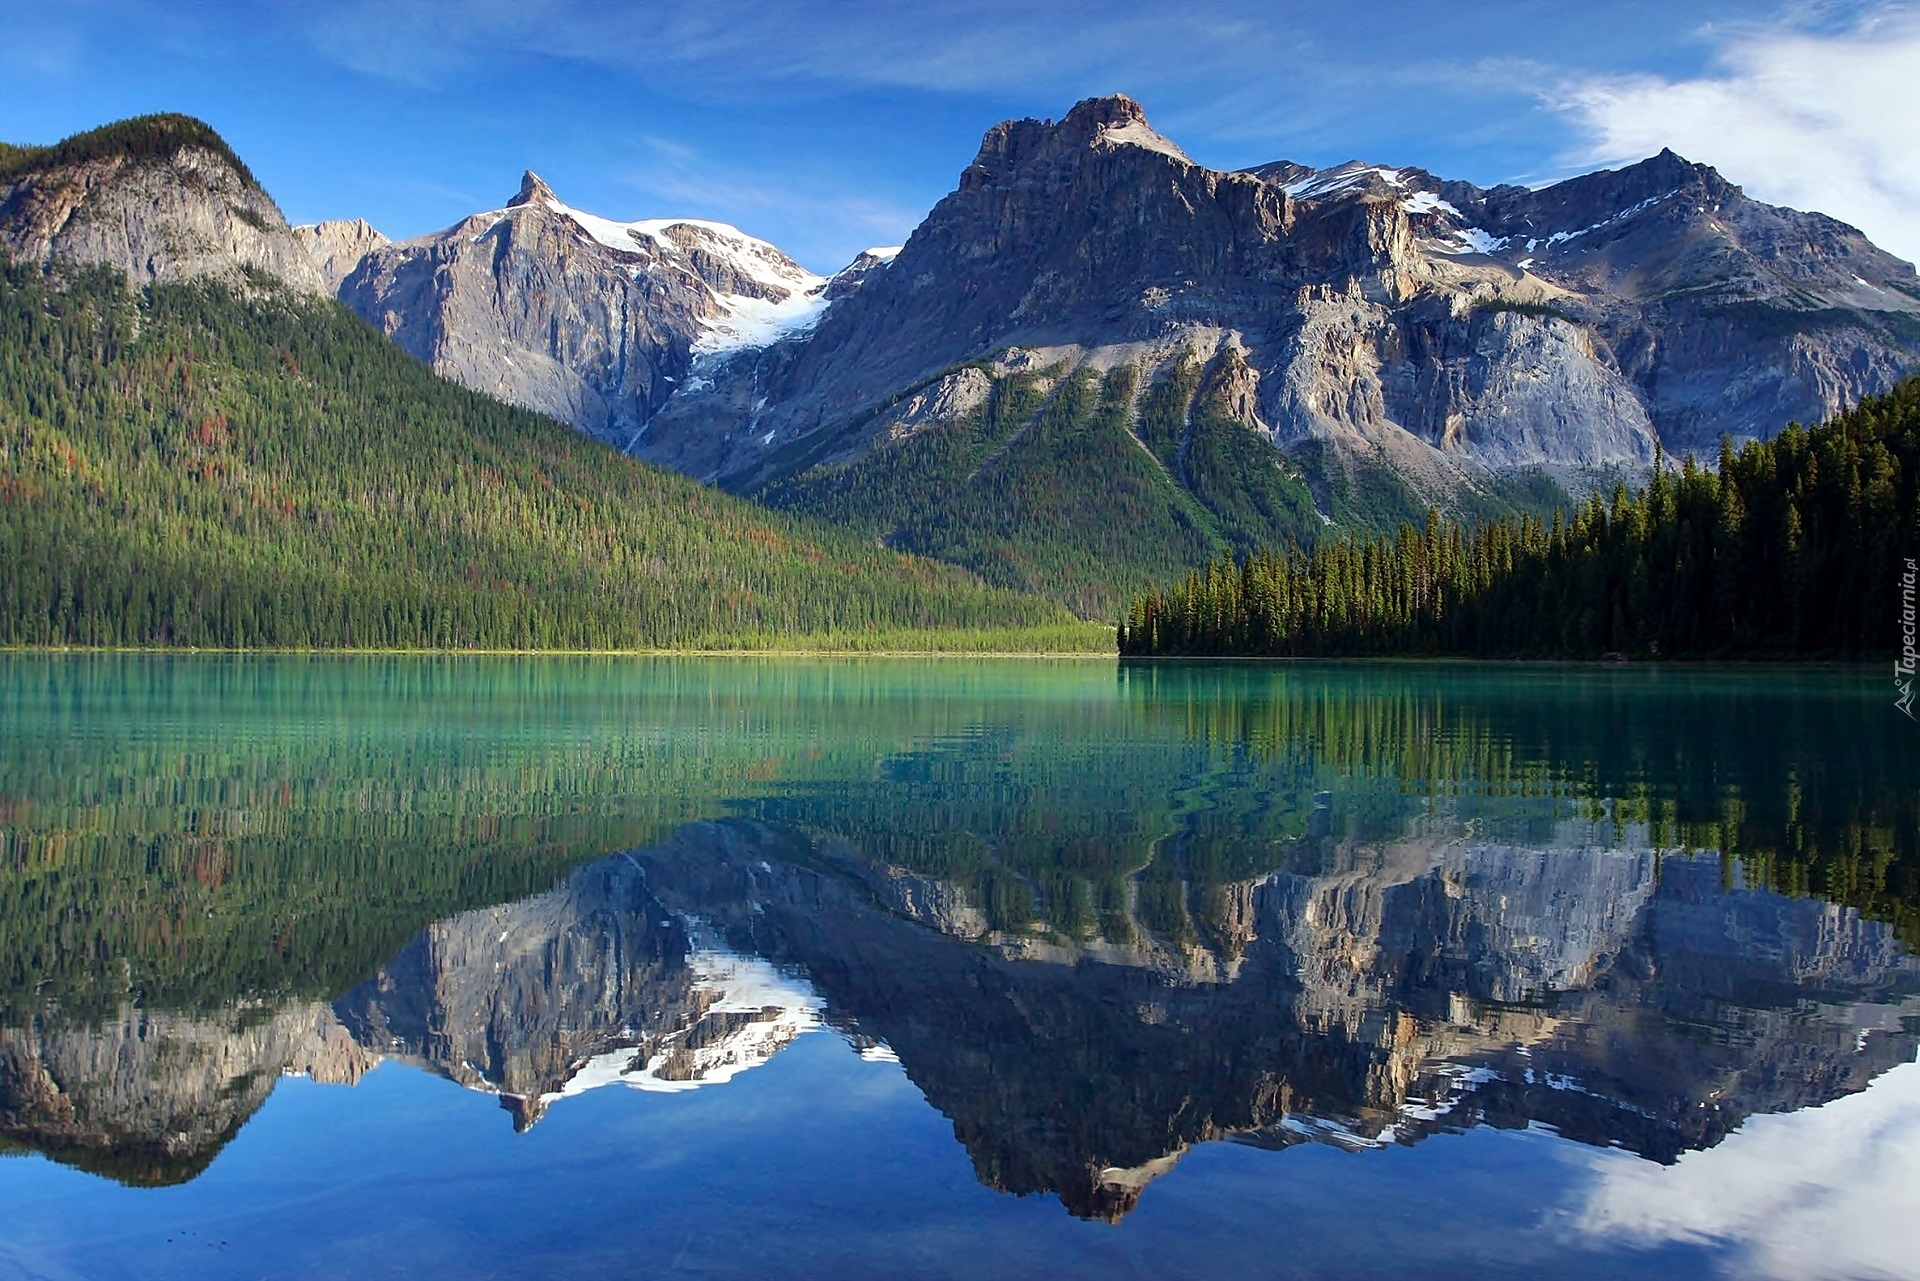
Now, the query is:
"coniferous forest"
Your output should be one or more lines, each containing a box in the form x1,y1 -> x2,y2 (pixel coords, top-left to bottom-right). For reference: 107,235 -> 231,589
5,252 -> 1916,660
1121,379 -> 1920,659
0,265 -> 1102,651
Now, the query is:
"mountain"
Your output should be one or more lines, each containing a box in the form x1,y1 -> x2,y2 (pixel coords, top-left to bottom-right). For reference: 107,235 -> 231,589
293,216 -> 387,292
0,113 -> 324,295
644,95 -> 1919,482
327,172 -> 884,449
315,95 -> 1918,614
0,118 -> 1095,651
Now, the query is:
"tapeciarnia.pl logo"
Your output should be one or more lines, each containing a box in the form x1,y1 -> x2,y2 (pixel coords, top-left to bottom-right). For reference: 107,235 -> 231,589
1900,557 -> 1918,721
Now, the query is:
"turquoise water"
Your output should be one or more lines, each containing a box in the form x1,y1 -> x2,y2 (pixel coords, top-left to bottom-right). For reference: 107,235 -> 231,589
0,655 -> 1916,1278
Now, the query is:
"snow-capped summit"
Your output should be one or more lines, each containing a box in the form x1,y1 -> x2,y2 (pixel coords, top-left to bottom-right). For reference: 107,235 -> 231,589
327,174 -> 850,446
501,173 -> 833,352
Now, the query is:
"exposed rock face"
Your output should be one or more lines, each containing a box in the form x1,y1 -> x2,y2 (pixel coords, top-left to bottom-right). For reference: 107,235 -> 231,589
631,95 -> 1917,495
0,1003 -> 366,1186
330,851 -> 816,1129
294,217 -> 388,292
334,171 -> 840,447
0,122 -> 324,295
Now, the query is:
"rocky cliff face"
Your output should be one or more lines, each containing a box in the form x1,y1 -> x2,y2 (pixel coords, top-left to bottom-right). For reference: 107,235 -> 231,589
294,217 -> 388,292
0,1002 -> 371,1186
0,115 -> 325,295
331,172 -> 849,448
634,95 -> 1918,496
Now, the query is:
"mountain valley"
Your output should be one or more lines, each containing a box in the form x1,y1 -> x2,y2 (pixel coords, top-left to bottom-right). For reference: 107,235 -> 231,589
2,100 -> 1916,634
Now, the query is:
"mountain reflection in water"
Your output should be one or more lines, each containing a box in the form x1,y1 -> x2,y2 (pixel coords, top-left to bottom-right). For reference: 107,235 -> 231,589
6,817 -> 1917,1221
0,657 -> 1915,1236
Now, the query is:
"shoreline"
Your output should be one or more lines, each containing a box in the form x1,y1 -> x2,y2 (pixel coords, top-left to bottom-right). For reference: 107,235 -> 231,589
0,644 -> 1118,659
0,645 -> 1889,667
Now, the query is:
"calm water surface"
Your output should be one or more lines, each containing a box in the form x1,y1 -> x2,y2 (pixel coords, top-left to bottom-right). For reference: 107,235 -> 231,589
0,656 -> 1916,1279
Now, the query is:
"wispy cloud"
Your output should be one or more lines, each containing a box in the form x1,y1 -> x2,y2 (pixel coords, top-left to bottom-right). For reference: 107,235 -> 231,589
282,0 -> 1920,265
0,15 -> 87,80
300,0 -> 1302,99
288,0 -> 1534,173
1549,5 -> 1920,264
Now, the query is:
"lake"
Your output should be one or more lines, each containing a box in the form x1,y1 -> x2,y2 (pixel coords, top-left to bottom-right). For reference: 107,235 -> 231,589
1,655 -> 1916,1279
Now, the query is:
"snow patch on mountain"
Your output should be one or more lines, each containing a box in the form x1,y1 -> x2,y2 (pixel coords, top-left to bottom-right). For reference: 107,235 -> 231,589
1451,227 -> 1512,255
546,938 -> 823,1102
697,283 -> 831,353
1402,190 -> 1463,217
1544,190 -> 1681,249
533,196 -> 832,352
1283,163 -> 1407,199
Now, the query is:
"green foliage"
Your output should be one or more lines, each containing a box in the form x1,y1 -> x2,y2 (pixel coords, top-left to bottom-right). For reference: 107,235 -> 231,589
1291,437 -> 1433,537
1142,350 -> 1326,556
1118,661 -> 1920,949
762,363 -> 1218,617
758,361 -> 1051,541
0,113 -> 260,188
1121,378 -> 1920,659
0,265 -> 1090,650
760,350 -> 1333,618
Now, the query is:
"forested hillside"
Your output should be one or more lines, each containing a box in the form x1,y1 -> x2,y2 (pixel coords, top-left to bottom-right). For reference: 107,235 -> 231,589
756,351 -> 1518,619
0,265 -> 1098,650
1121,379 -> 1920,658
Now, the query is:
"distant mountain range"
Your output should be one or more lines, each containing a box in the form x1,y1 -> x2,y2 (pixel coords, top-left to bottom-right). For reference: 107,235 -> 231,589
3,100 -> 1917,619
311,95 -> 1920,609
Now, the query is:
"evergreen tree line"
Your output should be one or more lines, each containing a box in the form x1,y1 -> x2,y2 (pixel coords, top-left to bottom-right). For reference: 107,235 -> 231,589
1121,379 -> 1920,658
760,350 -> 1373,620
0,113 -> 259,186
0,264 -> 1100,651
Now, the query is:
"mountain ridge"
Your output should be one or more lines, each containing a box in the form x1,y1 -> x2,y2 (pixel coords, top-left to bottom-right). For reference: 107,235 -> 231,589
641,95 -> 1917,474
5,105 -> 1916,624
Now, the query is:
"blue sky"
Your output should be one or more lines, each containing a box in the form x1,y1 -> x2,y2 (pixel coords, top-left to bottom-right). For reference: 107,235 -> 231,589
4,0 -> 1917,270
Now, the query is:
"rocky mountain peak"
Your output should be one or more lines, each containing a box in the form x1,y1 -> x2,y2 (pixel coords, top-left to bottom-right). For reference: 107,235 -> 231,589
507,169 -> 557,208
294,217 -> 390,292
964,93 -> 1193,187
1486,146 -> 1735,237
0,113 -> 323,294
1061,92 -> 1150,135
